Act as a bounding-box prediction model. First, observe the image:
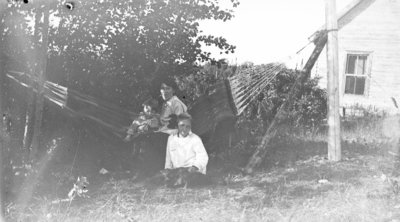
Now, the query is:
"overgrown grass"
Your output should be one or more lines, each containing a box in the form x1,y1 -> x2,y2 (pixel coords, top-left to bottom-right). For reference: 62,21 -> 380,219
8,156 -> 400,222
5,115 -> 400,221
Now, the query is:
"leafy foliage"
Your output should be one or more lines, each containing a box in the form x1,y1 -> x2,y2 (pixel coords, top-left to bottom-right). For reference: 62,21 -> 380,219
176,61 -> 327,149
46,0 -> 238,108
2,0 -> 238,112
176,59 -> 235,107
0,1 -> 239,206
240,68 -> 327,131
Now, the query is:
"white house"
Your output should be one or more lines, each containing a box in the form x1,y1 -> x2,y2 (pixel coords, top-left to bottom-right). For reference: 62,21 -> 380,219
300,0 -> 400,115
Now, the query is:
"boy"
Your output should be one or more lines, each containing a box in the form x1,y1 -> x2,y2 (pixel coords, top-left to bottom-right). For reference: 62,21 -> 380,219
160,113 -> 210,188
165,113 -> 209,175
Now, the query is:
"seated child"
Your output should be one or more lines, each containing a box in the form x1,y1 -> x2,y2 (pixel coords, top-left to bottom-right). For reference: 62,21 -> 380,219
124,98 -> 160,141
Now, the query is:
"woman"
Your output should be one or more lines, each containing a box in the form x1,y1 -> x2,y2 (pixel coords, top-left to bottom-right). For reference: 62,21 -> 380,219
138,77 -> 188,176
158,78 -> 187,134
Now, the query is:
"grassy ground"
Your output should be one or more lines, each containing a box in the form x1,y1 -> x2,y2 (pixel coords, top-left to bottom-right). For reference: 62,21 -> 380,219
5,117 -> 400,222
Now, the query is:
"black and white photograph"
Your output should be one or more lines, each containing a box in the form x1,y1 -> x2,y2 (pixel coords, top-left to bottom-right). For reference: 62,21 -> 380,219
1,0 -> 400,221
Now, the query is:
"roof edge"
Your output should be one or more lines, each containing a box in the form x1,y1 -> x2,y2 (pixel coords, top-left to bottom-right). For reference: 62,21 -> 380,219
309,0 -> 376,40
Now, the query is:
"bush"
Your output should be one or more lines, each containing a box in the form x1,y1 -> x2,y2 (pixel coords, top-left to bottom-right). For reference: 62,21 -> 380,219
176,60 -> 235,108
177,63 -> 327,139
239,68 -> 327,131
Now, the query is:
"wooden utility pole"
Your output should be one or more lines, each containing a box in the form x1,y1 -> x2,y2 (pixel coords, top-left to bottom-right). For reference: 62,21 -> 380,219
326,0 -> 341,161
30,5 -> 50,160
23,7 -> 41,154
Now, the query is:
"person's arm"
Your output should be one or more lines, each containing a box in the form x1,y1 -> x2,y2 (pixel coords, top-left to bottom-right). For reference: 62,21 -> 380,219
129,119 -> 143,133
148,115 -> 160,129
191,136 -> 209,174
159,103 -> 178,132
171,99 -> 187,116
160,104 -> 172,123
165,135 -> 173,169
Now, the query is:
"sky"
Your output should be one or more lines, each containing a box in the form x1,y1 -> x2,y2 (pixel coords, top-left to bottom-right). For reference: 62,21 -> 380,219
199,0 -> 353,65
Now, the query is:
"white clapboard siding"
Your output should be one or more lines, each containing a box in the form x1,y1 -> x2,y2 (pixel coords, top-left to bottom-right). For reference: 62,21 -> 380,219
312,0 -> 400,114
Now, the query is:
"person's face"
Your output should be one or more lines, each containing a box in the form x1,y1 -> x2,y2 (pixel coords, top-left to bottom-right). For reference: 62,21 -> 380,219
160,83 -> 174,101
178,119 -> 191,137
143,105 -> 152,114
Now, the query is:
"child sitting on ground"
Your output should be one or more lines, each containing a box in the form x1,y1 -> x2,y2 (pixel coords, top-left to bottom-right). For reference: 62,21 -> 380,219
124,98 -> 160,142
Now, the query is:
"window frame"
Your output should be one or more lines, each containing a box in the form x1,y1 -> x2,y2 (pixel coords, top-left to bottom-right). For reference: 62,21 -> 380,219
342,51 -> 373,97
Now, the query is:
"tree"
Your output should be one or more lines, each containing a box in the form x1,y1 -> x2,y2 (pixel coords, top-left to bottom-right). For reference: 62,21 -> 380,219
22,4 -> 42,158
1,0 -> 239,159
30,5 -> 50,160
1,0 -> 239,147
45,0 -> 238,109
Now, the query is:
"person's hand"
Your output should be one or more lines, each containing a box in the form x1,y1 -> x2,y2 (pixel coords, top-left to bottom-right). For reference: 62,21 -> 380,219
188,166 -> 199,173
127,128 -> 134,135
156,125 -> 169,132
142,125 -> 149,131
123,135 -> 131,142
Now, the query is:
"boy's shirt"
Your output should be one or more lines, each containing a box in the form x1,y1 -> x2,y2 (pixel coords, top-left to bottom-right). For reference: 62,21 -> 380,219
165,131 -> 209,174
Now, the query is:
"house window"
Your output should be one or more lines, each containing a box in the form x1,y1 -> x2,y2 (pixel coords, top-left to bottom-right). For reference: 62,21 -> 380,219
344,54 -> 369,95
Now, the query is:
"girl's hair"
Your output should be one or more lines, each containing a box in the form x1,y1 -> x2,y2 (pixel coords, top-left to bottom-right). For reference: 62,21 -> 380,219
142,98 -> 159,111
152,75 -> 187,104
160,77 -> 178,91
